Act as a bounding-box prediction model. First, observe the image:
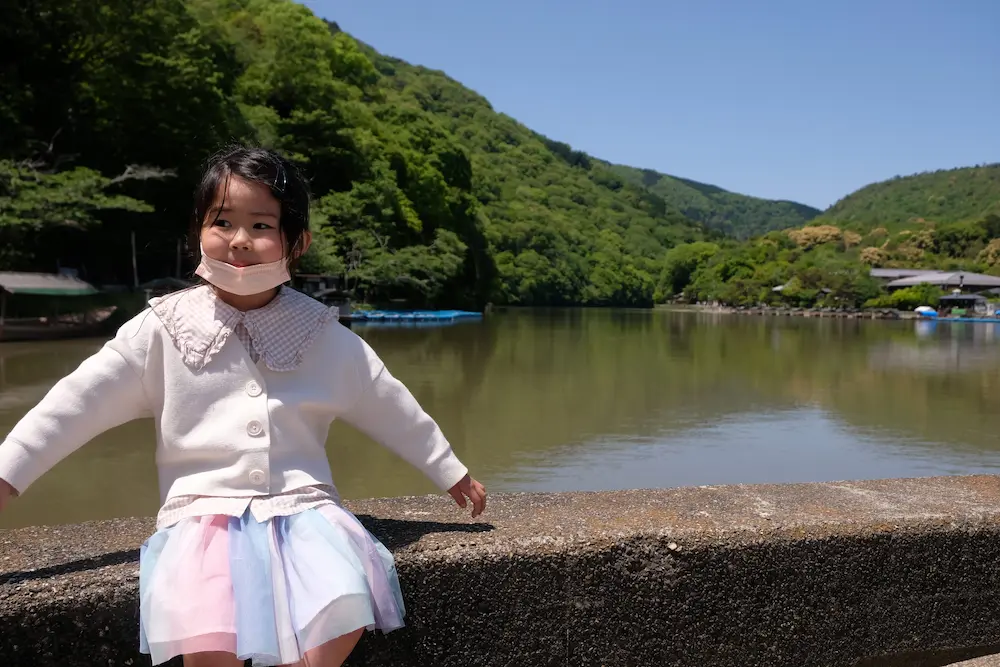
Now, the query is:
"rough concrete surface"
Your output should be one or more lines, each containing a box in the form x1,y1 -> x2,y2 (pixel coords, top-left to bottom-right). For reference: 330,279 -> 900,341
4,475 -> 1000,666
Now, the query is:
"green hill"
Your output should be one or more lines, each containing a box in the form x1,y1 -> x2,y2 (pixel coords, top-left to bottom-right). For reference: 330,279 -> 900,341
607,165 -> 821,239
7,0 -> 753,308
4,0 -> 719,308
362,43 -> 821,243
650,163 -> 1000,310
821,164 -> 1000,233
356,44 -> 709,305
13,0 -> 961,312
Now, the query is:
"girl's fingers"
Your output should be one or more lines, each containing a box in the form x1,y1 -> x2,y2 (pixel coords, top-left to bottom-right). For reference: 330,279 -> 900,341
449,486 -> 468,508
448,477 -> 486,517
470,483 -> 486,517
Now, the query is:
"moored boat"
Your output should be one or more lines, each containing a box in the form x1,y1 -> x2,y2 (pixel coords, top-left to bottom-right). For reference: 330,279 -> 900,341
0,272 -> 118,342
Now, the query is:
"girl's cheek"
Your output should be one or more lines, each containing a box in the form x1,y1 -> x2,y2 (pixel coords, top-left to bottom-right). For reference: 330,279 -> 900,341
259,235 -> 286,260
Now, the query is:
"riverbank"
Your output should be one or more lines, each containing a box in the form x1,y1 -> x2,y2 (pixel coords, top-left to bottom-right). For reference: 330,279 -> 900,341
659,303 -> 919,320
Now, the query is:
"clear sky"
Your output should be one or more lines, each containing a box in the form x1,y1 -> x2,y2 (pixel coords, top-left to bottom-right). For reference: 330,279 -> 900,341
302,0 -> 998,210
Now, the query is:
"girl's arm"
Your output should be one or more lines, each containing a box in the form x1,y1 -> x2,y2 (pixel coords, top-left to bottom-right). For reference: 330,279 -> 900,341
0,332 -> 151,496
338,338 -> 470,493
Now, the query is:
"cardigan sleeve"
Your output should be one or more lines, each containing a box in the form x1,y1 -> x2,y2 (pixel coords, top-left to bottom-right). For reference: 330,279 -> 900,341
338,337 -> 469,492
0,332 -> 152,495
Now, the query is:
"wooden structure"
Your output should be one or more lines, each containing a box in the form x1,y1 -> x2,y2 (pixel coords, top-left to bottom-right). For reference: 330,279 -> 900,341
0,272 -> 115,342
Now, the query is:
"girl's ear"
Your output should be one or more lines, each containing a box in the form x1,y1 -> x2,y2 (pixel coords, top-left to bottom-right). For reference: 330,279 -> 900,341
295,231 -> 313,258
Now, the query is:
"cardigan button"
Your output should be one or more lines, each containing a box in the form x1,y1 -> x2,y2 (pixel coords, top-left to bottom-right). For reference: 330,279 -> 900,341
249,470 -> 265,485
246,380 -> 262,397
247,420 -> 263,437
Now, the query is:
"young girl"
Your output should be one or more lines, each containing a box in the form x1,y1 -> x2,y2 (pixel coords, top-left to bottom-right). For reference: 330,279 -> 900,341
0,146 -> 486,667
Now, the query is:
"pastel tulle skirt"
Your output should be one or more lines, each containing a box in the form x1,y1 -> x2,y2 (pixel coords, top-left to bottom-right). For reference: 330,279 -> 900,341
138,504 -> 406,666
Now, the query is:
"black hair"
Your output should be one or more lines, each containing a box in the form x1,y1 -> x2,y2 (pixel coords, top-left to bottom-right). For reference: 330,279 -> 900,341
190,143 -> 311,269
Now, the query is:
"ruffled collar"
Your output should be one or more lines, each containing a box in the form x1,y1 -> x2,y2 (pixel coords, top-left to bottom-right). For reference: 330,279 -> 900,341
149,285 -> 338,372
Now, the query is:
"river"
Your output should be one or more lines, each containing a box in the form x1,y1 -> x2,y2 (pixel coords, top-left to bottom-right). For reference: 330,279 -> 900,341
2,308 -> 1000,528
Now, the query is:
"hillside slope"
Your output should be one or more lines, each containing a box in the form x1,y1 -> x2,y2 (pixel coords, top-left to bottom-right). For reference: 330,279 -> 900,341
2,0 -> 716,308
4,0 -> 908,310
822,164 -> 1000,233
649,162 -> 1000,311
357,44 -> 711,305
361,40 -> 821,243
608,164 -> 822,238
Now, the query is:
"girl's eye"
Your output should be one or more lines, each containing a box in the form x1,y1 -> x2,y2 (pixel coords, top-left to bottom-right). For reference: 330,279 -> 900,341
213,218 -> 231,228
254,223 -> 275,230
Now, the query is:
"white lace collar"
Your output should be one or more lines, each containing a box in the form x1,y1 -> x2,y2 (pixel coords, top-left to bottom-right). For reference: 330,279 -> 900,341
149,285 -> 338,372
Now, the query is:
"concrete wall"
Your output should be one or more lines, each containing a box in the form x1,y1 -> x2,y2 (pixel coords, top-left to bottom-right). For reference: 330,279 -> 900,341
4,475 -> 1000,666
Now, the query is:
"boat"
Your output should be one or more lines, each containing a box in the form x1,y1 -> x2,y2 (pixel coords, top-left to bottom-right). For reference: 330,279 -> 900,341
0,272 -> 118,342
347,309 -> 483,327
0,307 -> 119,342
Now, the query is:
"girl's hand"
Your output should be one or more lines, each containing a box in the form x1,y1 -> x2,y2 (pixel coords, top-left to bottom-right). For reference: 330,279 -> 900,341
448,474 -> 486,518
0,478 -> 16,513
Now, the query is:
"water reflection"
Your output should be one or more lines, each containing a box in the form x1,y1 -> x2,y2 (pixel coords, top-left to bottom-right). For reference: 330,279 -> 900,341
492,408 -> 1000,493
3,309 -> 1000,528
869,322 -> 1000,373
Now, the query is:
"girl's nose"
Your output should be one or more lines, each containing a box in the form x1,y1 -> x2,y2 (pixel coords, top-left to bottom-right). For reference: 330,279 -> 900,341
230,227 -> 252,251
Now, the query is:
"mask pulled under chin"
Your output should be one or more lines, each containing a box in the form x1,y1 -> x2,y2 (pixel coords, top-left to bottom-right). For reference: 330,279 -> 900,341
194,253 -> 291,296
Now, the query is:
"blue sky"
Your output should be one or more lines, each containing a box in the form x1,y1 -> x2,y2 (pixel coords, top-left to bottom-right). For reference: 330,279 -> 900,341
302,0 -> 998,210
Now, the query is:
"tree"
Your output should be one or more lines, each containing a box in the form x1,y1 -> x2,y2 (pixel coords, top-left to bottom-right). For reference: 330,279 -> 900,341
0,159 -> 172,273
0,160 -> 168,229
656,242 -> 720,301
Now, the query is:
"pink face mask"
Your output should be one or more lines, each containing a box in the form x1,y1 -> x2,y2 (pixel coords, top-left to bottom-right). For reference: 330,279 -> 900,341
194,250 -> 291,296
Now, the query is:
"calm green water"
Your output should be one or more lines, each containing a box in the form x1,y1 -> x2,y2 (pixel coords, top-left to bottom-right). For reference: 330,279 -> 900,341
2,308 -> 1000,528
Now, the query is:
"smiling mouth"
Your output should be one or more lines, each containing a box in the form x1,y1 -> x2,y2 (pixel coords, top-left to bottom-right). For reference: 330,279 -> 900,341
228,260 -> 257,268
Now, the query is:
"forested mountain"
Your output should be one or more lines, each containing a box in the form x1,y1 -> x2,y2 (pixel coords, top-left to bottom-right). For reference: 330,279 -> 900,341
606,165 -> 821,239
357,41 -> 822,244
0,0 -> 826,308
822,164 -> 1000,233
352,42 -> 708,306
653,164 -> 1000,310
2,0 -> 711,308
3,0 -> 990,311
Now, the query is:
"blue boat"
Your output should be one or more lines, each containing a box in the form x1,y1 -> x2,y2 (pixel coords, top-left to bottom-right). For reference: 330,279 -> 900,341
916,308 -> 1000,324
347,309 -> 483,327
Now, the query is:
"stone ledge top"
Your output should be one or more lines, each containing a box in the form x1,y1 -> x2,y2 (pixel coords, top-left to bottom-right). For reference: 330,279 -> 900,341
953,656 -> 1000,666
4,474 -> 1000,581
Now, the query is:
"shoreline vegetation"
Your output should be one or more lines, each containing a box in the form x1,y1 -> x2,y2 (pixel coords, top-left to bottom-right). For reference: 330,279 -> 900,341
657,303 -> 918,321
3,1 -> 997,314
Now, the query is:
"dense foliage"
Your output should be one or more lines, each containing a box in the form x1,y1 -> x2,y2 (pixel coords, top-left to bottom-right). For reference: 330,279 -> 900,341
3,0 -> 994,310
356,46 -> 717,306
1,0 -> 495,305
608,165 -> 822,239
0,0 -> 679,307
823,164 -> 1000,233
0,0 -> 828,309
660,213 -> 1000,309
655,164 -> 1000,310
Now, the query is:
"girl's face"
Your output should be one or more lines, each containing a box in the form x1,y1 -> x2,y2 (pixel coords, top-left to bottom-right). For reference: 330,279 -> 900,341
200,175 -> 286,268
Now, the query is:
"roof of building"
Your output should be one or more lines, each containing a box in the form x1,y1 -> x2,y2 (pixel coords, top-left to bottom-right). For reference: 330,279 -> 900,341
886,271 -> 1000,289
870,268 -> 949,280
0,272 -> 99,296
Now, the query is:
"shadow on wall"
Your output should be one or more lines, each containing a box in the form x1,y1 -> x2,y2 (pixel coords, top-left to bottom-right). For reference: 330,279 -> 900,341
0,516 -> 496,586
